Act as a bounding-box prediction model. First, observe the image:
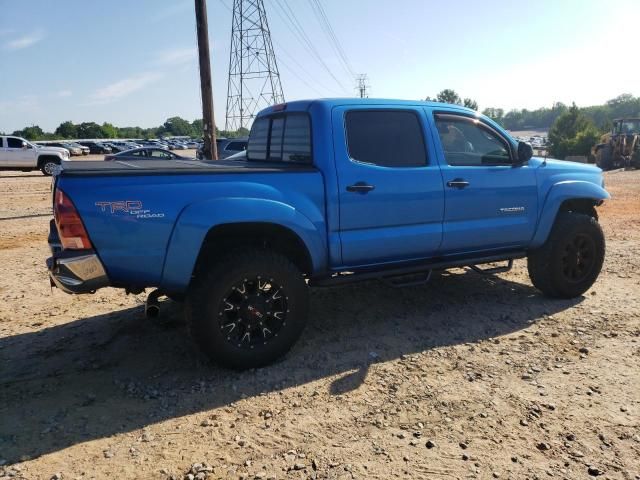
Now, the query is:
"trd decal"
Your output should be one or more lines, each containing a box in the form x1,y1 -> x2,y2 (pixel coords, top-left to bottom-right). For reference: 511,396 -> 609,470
96,201 -> 165,219
95,201 -> 142,213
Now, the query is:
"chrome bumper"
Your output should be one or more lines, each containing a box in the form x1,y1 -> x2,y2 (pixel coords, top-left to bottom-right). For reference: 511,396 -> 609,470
47,220 -> 110,294
47,253 -> 110,294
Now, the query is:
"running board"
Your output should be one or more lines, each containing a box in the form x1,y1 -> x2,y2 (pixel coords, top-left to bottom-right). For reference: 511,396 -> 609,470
468,259 -> 513,275
310,252 -> 525,287
381,270 -> 432,288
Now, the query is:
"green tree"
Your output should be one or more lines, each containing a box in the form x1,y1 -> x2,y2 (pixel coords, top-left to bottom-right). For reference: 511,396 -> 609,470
463,98 -> 478,111
482,107 -> 505,126
76,122 -> 104,138
427,89 -> 478,111
436,89 -> 462,105
55,121 -> 78,139
191,119 -> 203,137
548,104 -> 601,158
12,125 -> 44,140
161,116 -> 193,137
101,122 -> 118,138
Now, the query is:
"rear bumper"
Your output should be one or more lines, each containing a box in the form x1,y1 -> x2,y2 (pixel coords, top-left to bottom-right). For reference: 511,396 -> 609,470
47,220 -> 110,294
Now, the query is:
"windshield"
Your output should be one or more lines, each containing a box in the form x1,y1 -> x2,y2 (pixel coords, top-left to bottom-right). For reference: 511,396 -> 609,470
618,120 -> 640,134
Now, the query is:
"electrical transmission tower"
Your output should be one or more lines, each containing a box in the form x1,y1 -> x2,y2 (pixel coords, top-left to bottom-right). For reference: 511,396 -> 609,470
355,74 -> 370,98
225,0 -> 284,131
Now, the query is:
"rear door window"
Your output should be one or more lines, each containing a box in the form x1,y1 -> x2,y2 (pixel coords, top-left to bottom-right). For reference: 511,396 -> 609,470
0,138 -> 3,148
345,110 -> 427,167
247,113 -> 312,164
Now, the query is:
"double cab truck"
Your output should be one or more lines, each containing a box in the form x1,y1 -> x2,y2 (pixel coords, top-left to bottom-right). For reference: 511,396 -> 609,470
47,99 -> 609,369
1,136 -> 70,175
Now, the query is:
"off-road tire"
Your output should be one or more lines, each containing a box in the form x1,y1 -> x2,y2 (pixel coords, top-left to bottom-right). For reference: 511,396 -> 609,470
596,145 -> 613,171
40,158 -> 60,176
528,212 -> 604,298
185,249 -> 309,370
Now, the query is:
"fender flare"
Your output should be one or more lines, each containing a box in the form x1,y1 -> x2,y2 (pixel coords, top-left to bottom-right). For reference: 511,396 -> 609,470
531,181 -> 610,248
159,197 -> 326,292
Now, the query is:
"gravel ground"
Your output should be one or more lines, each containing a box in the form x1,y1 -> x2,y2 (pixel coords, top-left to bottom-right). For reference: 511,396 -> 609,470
0,169 -> 638,480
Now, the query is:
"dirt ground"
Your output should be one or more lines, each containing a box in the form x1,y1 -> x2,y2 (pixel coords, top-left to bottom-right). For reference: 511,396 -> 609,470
0,168 -> 638,480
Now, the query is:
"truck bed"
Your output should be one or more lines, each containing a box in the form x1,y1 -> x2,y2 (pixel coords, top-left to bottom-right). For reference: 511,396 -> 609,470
60,158 -> 317,176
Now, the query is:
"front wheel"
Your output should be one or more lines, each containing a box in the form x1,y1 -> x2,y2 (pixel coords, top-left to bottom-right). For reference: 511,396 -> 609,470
595,145 -> 613,171
40,159 -> 60,176
185,249 -> 309,369
528,212 -> 605,298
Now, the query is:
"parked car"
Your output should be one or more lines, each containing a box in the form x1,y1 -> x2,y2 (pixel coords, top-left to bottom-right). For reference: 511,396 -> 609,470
47,142 -> 81,156
103,142 -> 128,153
47,99 -> 609,369
104,147 -> 188,161
197,137 -> 248,159
77,141 -> 112,154
67,142 -> 90,155
1,135 -> 69,175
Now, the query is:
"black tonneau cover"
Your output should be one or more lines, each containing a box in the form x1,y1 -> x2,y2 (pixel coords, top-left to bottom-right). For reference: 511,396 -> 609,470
60,158 -> 316,176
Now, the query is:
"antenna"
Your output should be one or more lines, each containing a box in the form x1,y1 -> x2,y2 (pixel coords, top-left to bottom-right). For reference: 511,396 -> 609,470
225,0 -> 285,131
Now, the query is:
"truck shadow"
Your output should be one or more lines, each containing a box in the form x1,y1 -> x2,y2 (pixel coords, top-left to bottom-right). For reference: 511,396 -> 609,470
0,270 -> 582,463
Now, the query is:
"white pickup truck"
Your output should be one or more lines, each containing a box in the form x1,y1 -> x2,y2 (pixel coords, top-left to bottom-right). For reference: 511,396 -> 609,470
0,136 -> 70,175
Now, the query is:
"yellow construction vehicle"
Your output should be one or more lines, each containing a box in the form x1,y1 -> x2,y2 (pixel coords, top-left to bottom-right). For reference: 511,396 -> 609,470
592,118 -> 640,170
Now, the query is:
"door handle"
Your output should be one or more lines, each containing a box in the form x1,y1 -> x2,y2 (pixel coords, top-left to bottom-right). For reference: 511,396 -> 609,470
346,182 -> 375,193
446,179 -> 470,189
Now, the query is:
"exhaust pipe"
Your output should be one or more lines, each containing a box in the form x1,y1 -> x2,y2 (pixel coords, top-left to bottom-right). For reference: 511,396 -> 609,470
145,289 -> 162,318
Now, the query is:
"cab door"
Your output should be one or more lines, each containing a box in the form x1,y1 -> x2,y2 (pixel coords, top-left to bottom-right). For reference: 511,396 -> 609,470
333,106 -> 445,267
0,137 -> 7,167
5,137 -> 34,167
431,113 -> 538,255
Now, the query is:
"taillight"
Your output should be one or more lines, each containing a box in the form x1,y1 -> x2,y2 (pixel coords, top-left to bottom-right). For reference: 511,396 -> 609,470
54,189 -> 93,250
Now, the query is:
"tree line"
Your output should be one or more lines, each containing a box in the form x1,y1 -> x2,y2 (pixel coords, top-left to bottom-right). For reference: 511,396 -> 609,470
5,117 -> 249,141
427,90 -> 640,159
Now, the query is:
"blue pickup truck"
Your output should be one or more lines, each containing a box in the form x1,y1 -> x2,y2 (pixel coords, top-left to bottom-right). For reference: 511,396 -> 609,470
47,99 -> 609,369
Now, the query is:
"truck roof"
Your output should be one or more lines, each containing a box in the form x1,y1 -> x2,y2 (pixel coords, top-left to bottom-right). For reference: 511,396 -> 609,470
257,98 -> 477,117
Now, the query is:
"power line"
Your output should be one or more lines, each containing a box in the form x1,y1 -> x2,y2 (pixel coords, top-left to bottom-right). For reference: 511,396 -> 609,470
271,0 -> 350,94
219,0 -> 341,97
219,0 -> 342,97
307,0 -> 355,79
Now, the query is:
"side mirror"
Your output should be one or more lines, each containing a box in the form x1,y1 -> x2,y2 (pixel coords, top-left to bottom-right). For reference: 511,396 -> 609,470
22,142 -> 28,149
516,141 -> 533,165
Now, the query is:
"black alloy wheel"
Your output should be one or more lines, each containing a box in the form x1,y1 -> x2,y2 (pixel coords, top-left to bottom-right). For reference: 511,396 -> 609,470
561,233 -> 596,283
218,276 -> 289,349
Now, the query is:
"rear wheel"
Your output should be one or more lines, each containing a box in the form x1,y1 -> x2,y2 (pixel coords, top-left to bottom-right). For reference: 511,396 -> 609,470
528,212 -> 605,298
185,249 -> 309,369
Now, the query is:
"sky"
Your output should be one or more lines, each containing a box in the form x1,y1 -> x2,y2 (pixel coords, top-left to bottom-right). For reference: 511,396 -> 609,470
0,0 -> 639,133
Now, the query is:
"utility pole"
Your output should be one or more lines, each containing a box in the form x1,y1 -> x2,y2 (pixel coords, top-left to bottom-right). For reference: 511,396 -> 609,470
225,0 -> 284,131
195,0 -> 218,160
355,74 -> 370,99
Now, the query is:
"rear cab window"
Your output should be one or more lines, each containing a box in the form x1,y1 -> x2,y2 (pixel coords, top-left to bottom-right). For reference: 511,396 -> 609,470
247,113 -> 312,164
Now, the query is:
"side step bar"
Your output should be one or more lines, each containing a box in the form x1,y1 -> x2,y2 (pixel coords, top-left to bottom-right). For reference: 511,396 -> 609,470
469,259 -> 513,275
310,252 -> 525,288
